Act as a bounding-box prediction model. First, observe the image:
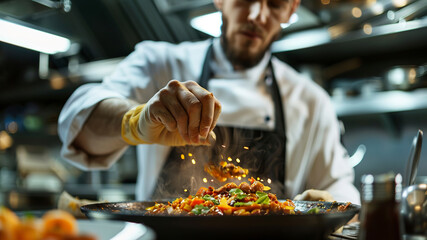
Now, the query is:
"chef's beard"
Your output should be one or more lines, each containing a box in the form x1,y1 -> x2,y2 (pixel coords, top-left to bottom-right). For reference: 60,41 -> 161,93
220,17 -> 279,69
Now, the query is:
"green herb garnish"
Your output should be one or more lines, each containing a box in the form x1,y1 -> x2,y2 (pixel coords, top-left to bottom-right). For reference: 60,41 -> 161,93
202,194 -> 219,205
191,204 -> 210,215
234,201 -> 255,207
307,207 -> 320,214
255,191 -> 270,205
229,188 -> 247,200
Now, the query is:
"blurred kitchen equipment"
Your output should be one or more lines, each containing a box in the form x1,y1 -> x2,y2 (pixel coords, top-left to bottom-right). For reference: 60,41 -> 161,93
358,173 -> 403,240
401,184 -> 427,237
4,188 -> 58,211
16,145 -> 69,191
349,144 -> 367,168
404,130 -> 423,187
384,65 -> 427,91
401,129 -> 427,238
415,176 -> 427,184
331,78 -> 383,98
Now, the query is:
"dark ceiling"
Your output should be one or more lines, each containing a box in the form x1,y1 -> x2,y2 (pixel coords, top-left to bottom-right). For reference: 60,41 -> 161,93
0,0 -> 213,61
1,0 -> 427,87
0,0 -> 215,86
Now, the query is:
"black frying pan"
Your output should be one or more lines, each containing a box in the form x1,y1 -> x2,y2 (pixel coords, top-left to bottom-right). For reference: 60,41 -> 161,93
81,200 -> 359,240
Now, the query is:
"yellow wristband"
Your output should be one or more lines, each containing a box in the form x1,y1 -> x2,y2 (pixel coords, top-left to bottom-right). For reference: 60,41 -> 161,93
121,104 -> 150,145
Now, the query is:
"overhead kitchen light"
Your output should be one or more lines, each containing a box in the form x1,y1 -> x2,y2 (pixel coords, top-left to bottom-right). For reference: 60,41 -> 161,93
0,18 -> 71,54
190,11 -> 299,37
190,11 -> 222,37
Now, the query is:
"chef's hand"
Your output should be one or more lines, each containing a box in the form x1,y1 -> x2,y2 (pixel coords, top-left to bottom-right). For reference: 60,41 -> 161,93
121,80 -> 221,146
295,190 -> 355,234
294,189 -> 334,202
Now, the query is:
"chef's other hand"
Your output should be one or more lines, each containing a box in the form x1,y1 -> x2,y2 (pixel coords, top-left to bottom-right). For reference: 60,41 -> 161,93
294,189 -> 334,202
121,80 -> 221,146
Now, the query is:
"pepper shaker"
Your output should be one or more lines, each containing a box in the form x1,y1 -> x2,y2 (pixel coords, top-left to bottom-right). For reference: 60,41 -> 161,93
358,173 -> 403,240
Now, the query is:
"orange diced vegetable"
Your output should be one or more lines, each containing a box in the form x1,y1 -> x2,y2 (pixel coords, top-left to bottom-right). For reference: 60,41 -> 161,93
190,198 -> 205,208
196,187 -> 208,196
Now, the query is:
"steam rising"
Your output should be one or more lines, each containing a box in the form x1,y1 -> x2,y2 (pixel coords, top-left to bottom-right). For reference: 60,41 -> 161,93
151,126 -> 285,200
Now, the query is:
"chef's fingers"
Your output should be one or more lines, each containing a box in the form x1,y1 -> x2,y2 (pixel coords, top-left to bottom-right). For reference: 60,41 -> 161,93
183,81 -> 217,142
151,83 -> 190,143
168,81 -> 201,144
210,98 -> 222,132
199,99 -> 221,145
293,189 -> 334,202
294,194 -> 302,201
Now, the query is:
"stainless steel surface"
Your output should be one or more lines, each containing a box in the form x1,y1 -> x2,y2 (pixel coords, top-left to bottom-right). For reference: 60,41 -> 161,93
401,183 -> 427,235
405,130 -> 423,186
415,176 -> 427,184
332,89 -> 427,117
403,234 -> 427,240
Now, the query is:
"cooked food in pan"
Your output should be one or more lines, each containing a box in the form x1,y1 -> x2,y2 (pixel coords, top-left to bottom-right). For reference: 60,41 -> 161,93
0,207 -> 97,240
146,177 -> 295,216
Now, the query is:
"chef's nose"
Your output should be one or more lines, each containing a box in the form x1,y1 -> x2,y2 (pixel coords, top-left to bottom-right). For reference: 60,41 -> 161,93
248,1 -> 269,24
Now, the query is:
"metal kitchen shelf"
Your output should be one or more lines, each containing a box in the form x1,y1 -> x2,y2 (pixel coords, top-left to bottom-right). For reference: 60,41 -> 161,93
333,88 -> 427,117
272,18 -> 427,62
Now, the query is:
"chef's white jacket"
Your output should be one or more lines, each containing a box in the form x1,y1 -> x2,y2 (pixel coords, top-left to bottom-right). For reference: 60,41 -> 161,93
58,38 -> 360,204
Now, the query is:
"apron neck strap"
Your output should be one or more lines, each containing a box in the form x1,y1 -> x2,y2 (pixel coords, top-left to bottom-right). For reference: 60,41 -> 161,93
198,41 -> 285,138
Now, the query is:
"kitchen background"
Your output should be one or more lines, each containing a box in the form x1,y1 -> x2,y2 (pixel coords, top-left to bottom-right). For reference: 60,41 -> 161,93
0,0 -> 427,210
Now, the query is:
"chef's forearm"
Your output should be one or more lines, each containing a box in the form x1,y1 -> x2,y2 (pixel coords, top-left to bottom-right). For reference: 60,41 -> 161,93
73,98 -> 139,156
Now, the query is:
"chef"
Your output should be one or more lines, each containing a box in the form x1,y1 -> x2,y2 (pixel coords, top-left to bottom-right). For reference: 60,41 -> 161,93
58,0 -> 360,203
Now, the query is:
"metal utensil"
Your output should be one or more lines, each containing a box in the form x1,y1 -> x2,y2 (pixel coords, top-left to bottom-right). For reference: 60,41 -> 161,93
401,184 -> 427,236
405,130 -> 423,187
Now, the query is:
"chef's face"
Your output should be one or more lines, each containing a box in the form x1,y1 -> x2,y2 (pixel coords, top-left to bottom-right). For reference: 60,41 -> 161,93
214,0 -> 299,69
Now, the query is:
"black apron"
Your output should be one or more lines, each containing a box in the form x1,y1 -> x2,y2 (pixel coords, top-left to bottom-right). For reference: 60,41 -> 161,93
152,43 -> 287,200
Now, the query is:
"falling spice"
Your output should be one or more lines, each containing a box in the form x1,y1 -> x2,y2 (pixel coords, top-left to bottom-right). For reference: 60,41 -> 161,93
204,161 -> 249,182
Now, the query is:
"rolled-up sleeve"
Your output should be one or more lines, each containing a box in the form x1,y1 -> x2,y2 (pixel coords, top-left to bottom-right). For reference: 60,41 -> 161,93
57,41 -> 167,170
57,83 -> 129,170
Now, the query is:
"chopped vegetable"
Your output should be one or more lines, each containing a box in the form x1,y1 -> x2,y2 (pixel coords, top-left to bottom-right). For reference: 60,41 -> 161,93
202,195 -> 219,205
229,188 -> 247,200
190,197 -> 205,207
191,204 -> 210,215
255,191 -> 270,205
146,179 -> 296,216
234,201 -> 255,207
307,207 -> 320,214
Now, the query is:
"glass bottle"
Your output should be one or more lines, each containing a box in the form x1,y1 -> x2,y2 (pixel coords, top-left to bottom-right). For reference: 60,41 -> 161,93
358,173 -> 402,240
